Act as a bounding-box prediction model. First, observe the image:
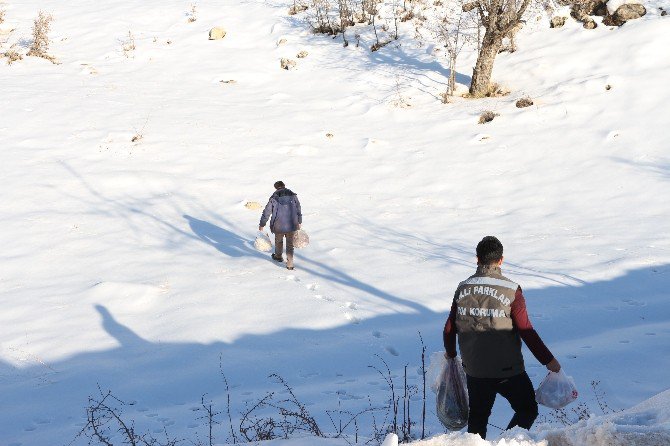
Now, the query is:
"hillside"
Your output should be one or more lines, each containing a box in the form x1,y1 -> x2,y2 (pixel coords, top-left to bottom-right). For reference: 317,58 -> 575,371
0,0 -> 669,445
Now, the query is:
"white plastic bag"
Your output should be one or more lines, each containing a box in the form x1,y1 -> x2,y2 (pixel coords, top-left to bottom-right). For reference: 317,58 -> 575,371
535,369 -> 578,409
428,352 -> 469,430
254,232 -> 273,252
293,229 -> 310,249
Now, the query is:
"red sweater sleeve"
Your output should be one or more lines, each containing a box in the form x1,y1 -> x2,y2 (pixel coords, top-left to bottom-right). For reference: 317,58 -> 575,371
511,287 -> 554,365
443,293 -> 458,358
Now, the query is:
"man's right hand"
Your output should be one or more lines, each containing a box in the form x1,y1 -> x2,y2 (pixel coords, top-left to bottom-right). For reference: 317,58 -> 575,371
546,357 -> 561,373
259,226 -> 264,231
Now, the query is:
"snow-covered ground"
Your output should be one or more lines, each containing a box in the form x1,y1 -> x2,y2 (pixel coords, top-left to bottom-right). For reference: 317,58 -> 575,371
1,0 -> 669,445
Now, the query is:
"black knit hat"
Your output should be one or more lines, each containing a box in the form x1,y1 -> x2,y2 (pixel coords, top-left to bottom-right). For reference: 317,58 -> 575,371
274,181 -> 285,189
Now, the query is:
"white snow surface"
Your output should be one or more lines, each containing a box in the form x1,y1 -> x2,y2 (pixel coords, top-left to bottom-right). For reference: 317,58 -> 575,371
1,0 -> 669,445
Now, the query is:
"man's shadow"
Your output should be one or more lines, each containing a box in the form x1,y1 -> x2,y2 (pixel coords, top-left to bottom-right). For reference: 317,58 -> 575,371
183,215 -> 259,258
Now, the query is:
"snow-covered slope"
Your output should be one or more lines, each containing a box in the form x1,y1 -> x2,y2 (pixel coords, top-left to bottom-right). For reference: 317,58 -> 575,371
0,0 -> 668,445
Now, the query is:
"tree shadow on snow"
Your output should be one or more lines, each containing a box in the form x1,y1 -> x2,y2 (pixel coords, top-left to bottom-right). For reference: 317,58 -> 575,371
1,265 -> 670,445
278,12 -> 472,100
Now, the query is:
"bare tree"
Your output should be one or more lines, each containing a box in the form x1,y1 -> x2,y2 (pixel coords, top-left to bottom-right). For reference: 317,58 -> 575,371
464,0 -> 532,96
338,0 -> 355,45
425,0 -> 479,98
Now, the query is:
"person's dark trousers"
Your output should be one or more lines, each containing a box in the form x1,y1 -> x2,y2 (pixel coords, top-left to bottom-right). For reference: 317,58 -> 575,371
466,371 -> 538,439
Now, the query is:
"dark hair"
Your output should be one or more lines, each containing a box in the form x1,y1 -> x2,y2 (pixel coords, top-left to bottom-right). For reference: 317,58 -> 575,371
476,236 -> 503,265
274,181 -> 285,190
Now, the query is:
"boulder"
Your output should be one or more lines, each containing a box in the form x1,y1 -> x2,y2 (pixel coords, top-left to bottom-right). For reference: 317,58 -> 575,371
208,27 -> 226,40
516,97 -> 534,108
603,3 -> 646,26
245,201 -> 262,210
550,16 -> 567,27
614,3 -> 646,20
583,17 -> 598,28
280,58 -> 296,70
603,14 -> 624,25
570,0 -> 606,17
593,2 -> 609,16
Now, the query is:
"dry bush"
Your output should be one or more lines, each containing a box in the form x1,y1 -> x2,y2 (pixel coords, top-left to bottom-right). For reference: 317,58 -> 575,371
289,1 -> 309,15
123,30 -> 136,58
439,91 -> 453,103
467,82 -> 509,98
478,110 -> 499,123
0,8 -> 6,24
3,47 -> 23,65
240,374 -> 323,442
537,380 -> 619,427
308,0 -> 341,35
188,4 -> 197,22
77,388 -> 179,446
132,117 -> 149,143
27,11 -> 58,63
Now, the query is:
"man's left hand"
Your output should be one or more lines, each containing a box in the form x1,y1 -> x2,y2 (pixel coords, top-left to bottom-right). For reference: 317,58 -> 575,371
546,358 -> 561,373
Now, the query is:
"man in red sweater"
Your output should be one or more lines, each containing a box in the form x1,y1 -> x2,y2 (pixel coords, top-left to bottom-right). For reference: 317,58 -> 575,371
443,236 -> 561,439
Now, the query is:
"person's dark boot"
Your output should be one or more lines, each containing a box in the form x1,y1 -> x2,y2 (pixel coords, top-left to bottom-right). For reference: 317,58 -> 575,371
271,253 -> 284,262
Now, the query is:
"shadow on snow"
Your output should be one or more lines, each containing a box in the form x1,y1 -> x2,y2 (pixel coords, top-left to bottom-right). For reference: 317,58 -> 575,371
1,257 -> 669,444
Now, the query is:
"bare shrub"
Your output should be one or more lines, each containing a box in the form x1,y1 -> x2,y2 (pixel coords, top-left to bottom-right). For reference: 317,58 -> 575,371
440,91 -> 451,103
132,117 -> 149,143
219,357 -> 239,444
27,11 -> 58,63
537,380 -> 619,426
391,75 -> 411,108
478,110 -> 499,123
296,50 -> 309,58
123,30 -> 136,58
75,340 -> 431,445
0,8 -> 6,24
429,0 -> 480,97
308,0 -> 340,34
368,351 -> 427,443
3,47 -> 23,65
188,4 -> 197,22
197,394 -> 221,446
239,374 -> 323,442
471,82 -> 509,97
289,0 -> 309,14
77,387 -> 180,446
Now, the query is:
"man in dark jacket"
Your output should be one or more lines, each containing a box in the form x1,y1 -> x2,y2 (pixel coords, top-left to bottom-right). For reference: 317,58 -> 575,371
259,181 -> 302,270
443,236 -> 561,439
